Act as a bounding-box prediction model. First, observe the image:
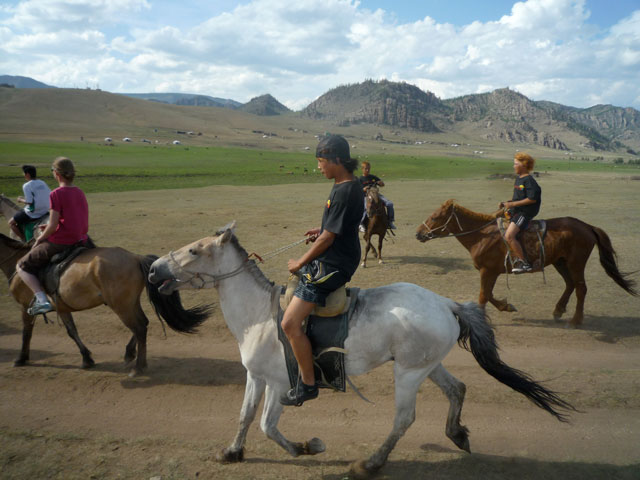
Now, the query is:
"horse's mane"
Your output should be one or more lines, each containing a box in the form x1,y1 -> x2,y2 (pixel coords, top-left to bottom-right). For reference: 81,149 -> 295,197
225,233 -> 275,292
0,232 -> 30,251
444,199 -> 501,222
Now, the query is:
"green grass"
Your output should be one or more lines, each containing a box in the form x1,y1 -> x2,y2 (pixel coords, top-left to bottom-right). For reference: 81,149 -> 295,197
1,141 -> 638,196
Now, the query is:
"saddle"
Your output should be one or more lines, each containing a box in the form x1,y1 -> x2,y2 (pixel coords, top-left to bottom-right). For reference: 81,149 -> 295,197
39,239 -> 95,296
277,277 -> 359,392
498,217 -> 547,271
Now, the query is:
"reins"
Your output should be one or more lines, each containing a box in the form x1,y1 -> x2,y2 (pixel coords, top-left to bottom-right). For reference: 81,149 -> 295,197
248,238 -> 307,263
167,250 -> 249,289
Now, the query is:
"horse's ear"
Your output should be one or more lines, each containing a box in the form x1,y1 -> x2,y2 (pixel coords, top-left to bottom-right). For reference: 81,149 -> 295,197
216,221 -> 236,245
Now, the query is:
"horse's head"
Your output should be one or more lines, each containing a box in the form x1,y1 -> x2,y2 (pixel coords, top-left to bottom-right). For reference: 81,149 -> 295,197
365,186 -> 382,216
416,199 -> 456,242
149,221 -> 242,294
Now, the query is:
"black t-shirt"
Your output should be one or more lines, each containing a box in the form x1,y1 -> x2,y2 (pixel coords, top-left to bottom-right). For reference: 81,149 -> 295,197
511,174 -> 541,217
317,179 -> 364,278
359,174 -> 381,189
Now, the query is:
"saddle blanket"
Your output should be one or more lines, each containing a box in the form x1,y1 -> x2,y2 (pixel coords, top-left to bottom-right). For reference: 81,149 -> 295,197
277,288 -> 359,392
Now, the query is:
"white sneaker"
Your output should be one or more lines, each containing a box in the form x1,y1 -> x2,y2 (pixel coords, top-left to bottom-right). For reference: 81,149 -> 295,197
28,300 -> 54,316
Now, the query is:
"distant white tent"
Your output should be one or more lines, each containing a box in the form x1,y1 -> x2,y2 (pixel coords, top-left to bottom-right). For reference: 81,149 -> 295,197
122,137 -> 131,142
172,140 -> 181,145
104,137 -> 112,142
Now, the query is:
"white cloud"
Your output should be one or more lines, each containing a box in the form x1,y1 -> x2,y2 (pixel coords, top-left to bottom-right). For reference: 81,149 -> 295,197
0,0 -> 638,109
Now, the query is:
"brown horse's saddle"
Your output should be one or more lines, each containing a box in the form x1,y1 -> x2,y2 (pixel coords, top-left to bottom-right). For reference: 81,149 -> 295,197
40,239 -> 95,296
277,278 -> 359,392
498,218 -> 547,271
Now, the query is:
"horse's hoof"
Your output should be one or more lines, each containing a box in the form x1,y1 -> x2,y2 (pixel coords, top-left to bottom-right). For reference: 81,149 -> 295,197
13,358 -> 28,367
361,262 -> 366,268
81,361 -> 95,369
378,260 -> 383,264
349,459 -> 379,479
506,304 -> 517,312
303,437 -> 325,455
217,447 -> 244,463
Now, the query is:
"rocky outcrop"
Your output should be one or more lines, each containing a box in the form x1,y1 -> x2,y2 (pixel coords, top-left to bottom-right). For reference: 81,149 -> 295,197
303,80 -> 447,132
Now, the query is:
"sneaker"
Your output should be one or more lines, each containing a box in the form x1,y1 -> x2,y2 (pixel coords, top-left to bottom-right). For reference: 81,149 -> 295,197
512,259 -> 532,274
358,224 -> 366,233
388,221 -> 397,230
28,300 -> 54,316
280,381 -> 319,406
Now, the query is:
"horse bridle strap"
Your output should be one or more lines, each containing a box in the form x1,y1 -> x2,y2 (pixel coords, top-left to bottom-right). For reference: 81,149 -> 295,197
167,251 -> 249,289
422,205 -> 497,239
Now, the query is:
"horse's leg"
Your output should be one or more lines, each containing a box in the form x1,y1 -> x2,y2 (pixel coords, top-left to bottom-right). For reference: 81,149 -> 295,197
567,259 -> 588,328
124,335 -> 137,365
14,310 -> 35,367
351,363 -> 431,478
428,364 -> 470,452
480,270 -> 516,312
260,384 -> 325,457
362,235 -> 372,268
377,232 -> 384,264
116,304 -> 149,376
218,372 -> 266,462
552,259 -> 574,322
58,312 -> 95,369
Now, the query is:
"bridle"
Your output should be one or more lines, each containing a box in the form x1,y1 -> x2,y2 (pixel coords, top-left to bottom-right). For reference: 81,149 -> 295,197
166,250 -> 249,289
421,204 -> 498,240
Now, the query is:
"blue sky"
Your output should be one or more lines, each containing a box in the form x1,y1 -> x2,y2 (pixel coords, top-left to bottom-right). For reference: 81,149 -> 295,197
1,0 -> 639,110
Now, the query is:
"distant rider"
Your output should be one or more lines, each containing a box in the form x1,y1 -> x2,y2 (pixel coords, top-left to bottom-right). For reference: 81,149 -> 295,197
8,165 -> 51,242
358,161 -> 396,231
499,152 -> 541,274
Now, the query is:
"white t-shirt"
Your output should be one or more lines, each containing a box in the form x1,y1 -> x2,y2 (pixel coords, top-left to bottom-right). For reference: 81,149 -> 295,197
23,179 -> 51,218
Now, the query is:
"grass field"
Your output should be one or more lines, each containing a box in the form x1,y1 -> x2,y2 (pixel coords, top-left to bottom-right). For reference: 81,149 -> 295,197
1,141 -> 639,196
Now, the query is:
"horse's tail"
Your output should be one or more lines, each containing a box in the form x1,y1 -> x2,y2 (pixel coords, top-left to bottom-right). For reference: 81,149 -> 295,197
590,225 -> 638,296
453,301 -> 576,422
139,255 -> 212,333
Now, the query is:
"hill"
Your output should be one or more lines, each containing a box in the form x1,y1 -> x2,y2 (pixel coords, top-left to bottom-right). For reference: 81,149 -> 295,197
1,80 -> 639,159
0,75 -> 55,89
119,92 -> 241,109
238,94 -> 291,116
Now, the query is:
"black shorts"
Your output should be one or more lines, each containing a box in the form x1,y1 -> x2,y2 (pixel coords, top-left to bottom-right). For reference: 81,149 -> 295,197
293,260 -> 349,306
510,212 -> 532,231
12,210 -> 36,226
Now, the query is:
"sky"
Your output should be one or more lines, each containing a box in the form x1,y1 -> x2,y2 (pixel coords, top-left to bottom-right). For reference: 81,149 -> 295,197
1,0 -> 639,111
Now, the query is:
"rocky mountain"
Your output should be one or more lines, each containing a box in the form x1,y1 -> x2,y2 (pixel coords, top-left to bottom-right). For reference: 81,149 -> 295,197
238,94 -> 291,116
0,75 -> 54,88
303,80 -> 639,153
302,80 -> 446,132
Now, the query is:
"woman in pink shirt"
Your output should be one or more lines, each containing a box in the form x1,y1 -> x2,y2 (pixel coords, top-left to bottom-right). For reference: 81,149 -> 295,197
17,157 -> 89,315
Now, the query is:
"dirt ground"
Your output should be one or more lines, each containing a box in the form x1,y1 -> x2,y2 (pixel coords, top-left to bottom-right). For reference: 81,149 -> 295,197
1,173 -> 639,480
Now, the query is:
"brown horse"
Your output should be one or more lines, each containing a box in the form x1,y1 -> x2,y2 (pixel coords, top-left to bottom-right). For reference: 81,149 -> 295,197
416,199 -> 637,327
0,233 -> 210,375
361,186 -> 391,268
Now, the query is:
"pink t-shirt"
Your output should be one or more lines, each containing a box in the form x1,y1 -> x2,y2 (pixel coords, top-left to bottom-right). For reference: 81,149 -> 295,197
48,186 -> 89,245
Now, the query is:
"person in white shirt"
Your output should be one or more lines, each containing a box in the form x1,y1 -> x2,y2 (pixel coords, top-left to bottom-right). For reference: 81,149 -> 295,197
8,165 -> 51,242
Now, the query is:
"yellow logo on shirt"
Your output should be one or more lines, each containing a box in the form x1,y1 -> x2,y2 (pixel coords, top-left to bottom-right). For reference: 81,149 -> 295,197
517,184 -> 525,190
326,199 -> 331,208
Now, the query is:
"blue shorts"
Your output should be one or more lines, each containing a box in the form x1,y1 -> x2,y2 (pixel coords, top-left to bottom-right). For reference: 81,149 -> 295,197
293,260 -> 349,306
511,212 -> 532,231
